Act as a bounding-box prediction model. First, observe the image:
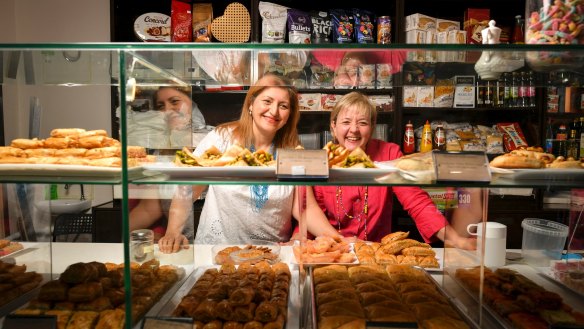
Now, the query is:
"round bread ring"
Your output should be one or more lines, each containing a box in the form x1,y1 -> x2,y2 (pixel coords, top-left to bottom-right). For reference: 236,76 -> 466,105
490,154 -> 544,169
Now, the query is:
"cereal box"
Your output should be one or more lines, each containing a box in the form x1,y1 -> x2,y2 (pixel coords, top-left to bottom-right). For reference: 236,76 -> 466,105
368,95 -> 394,112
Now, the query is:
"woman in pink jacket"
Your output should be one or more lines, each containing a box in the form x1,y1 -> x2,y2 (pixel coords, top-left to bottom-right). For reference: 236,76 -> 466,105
302,92 -> 475,249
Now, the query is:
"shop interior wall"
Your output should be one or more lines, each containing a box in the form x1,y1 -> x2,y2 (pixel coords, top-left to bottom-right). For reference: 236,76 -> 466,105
0,0 -> 114,206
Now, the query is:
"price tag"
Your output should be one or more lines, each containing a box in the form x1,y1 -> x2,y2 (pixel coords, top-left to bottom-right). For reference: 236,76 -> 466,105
276,149 -> 328,181
3,315 -> 57,329
432,151 -> 491,182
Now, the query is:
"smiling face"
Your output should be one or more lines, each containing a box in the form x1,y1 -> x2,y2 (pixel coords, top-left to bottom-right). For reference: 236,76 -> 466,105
249,86 -> 291,140
155,87 -> 192,129
330,92 -> 376,151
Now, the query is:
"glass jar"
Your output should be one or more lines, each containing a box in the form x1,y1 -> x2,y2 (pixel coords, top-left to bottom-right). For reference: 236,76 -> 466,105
130,229 -> 155,263
525,0 -> 584,71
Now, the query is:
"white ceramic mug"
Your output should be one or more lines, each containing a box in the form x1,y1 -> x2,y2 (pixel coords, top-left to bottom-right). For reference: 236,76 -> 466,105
467,222 -> 507,267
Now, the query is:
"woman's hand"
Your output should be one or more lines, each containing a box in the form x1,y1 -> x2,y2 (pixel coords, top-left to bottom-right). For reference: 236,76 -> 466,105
158,232 -> 189,254
436,225 -> 477,251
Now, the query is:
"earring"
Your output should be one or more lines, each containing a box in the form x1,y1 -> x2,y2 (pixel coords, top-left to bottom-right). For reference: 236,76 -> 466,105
248,106 -> 252,116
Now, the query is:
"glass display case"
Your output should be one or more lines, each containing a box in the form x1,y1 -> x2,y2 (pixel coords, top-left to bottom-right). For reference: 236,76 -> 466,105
0,43 -> 583,329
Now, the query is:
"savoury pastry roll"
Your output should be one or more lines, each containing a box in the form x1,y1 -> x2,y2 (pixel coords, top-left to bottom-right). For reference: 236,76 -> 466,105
76,296 -> 113,312
78,136 -> 112,149
360,290 -> 400,306
79,129 -> 108,138
26,156 -> 60,164
87,157 -> 121,167
65,310 -> 99,329
0,156 -> 27,164
315,280 -> 352,294
84,147 -> 119,159
318,300 -> 364,318
316,288 -> 359,306
44,137 -> 78,149
61,262 -> 99,284
0,146 -> 25,157
95,308 -> 126,329
50,128 -> 86,138
365,308 -> 416,323
11,138 -> 44,149
23,148 -> 55,157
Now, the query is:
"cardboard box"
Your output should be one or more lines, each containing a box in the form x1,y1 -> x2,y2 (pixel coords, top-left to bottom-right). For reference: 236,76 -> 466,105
298,93 -> 321,111
453,75 -> 476,108
403,86 -> 418,107
406,13 -> 436,31
417,86 -> 435,107
437,19 -> 460,33
464,8 -> 490,44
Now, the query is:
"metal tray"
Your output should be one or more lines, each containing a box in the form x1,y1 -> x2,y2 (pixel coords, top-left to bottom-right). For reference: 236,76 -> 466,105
156,264 -> 300,329
309,265 -> 476,329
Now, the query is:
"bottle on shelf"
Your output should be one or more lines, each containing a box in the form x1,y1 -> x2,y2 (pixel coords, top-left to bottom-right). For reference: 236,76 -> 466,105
476,77 -> 485,107
511,71 -> 519,107
528,71 -> 536,107
519,71 -> 528,107
403,121 -> 415,155
545,118 -> 554,154
484,80 -> 494,107
569,118 -> 581,159
420,120 -> 433,153
512,15 -> 524,44
555,124 -> 568,157
433,124 -> 446,151
496,74 -> 505,107
503,72 -> 511,107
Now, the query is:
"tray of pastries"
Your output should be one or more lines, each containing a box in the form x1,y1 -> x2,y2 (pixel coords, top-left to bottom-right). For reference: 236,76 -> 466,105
354,232 -> 441,270
310,264 -> 474,329
212,241 -> 281,265
0,128 -> 152,178
11,259 -> 182,329
168,261 -> 298,329
455,266 -> 584,329
292,236 -> 358,265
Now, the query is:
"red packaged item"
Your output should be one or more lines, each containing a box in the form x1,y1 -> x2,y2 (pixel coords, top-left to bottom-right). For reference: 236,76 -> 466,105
496,122 -> 529,151
464,8 -> 489,44
171,0 -> 192,42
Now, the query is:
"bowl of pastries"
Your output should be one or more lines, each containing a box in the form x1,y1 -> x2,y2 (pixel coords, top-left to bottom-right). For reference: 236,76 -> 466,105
212,240 -> 280,265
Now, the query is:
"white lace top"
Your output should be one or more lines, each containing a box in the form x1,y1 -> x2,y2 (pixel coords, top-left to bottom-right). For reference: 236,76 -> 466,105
192,129 -> 294,244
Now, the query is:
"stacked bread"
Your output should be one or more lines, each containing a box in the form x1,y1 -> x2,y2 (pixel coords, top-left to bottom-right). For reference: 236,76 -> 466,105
13,260 -> 181,329
354,231 -> 440,268
173,261 -> 290,329
313,264 -> 469,329
0,260 -> 43,307
0,128 -> 149,167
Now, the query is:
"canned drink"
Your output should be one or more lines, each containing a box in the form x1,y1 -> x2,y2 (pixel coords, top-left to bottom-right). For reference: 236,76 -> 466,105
377,16 -> 391,44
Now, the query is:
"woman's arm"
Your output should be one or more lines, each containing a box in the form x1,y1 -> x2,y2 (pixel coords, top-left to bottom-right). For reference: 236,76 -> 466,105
291,186 -> 342,241
129,198 -> 164,232
159,184 -> 207,253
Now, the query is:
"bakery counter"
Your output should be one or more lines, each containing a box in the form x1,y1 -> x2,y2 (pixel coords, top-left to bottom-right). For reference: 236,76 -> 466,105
6,244 -> 584,329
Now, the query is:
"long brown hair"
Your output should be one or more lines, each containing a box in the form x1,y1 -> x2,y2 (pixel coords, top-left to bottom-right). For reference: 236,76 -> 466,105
217,74 -> 300,149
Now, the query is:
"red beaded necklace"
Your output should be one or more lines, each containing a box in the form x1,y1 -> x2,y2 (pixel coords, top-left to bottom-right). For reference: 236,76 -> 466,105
334,186 -> 369,241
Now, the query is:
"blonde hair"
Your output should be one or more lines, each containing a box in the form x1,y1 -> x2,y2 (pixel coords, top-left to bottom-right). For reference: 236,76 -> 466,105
217,74 -> 300,149
330,91 -> 377,135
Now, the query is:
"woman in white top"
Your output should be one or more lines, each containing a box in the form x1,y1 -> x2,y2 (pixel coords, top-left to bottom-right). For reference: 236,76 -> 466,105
159,74 -> 339,252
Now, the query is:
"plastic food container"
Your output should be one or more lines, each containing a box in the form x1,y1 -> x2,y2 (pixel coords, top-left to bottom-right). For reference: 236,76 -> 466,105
521,218 -> 569,267
525,0 -> 584,71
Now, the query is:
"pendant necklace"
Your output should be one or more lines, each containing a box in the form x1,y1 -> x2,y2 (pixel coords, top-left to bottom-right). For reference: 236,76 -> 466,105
334,186 -> 369,241
249,143 -> 273,212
